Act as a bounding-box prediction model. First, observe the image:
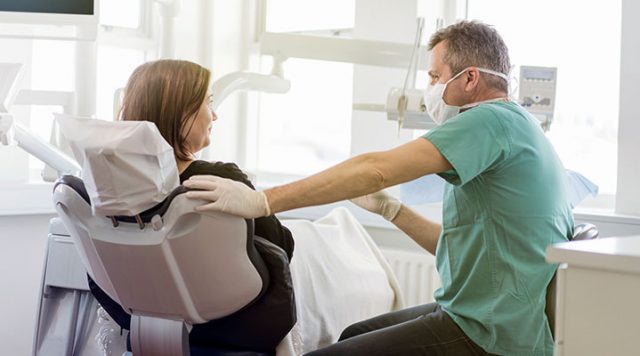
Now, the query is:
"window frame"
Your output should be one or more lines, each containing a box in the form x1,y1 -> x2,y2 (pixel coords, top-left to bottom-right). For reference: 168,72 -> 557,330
0,0 -> 157,214
464,0 -> 624,214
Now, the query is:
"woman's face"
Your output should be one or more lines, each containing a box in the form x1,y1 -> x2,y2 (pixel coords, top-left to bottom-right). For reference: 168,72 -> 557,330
183,94 -> 217,157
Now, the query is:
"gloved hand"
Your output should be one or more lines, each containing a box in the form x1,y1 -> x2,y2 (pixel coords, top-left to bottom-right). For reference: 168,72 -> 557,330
183,175 -> 271,218
350,190 -> 402,221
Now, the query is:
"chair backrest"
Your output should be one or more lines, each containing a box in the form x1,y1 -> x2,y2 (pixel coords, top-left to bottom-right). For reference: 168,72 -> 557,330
53,175 -> 268,324
545,223 -> 599,337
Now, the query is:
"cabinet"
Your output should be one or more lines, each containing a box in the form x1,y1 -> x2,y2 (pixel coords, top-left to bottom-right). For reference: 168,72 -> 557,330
546,236 -> 640,355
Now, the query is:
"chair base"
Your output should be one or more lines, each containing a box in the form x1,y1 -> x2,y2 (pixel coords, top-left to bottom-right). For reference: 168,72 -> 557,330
130,315 -> 190,356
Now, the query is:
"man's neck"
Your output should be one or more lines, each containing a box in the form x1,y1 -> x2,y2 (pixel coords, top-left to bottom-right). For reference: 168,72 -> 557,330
469,87 -> 508,103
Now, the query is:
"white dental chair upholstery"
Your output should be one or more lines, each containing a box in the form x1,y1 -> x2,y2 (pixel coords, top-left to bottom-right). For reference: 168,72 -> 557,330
545,223 -> 599,337
53,175 -> 270,356
52,117 -> 277,356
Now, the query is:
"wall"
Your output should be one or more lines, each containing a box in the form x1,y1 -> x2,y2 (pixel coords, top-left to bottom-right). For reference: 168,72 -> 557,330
0,214 -> 54,355
616,0 -> 640,215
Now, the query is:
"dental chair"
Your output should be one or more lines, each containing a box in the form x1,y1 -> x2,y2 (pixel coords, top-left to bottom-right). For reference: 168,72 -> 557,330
53,176 -> 274,356
51,117 -> 279,356
545,223 -> 599,337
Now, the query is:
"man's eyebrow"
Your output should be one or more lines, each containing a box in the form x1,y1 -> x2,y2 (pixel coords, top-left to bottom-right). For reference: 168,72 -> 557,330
427,70 -> 438,77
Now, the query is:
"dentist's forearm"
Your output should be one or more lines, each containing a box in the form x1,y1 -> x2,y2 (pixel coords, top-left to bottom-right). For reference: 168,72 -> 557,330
264,153 -> 388,214
390,205 -> 441,255
263,137 -> 451,216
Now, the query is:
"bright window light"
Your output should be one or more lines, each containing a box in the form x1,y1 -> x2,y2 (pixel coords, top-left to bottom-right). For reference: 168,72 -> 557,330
468,0 -> 621,196
31,40 -> 74,92
257,0 -> 356,176
99,0 -> 141,29
29,40 -> 75,174
96,46 -> 145,120
257,58 -> 353,176
266,0 -> 354,33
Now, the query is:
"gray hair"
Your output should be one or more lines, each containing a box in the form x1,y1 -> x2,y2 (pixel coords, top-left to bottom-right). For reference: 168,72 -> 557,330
428,20 -> 510,92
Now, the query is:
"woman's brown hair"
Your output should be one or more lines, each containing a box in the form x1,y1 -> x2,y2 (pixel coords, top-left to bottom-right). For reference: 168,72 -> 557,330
119,59 -> 211,161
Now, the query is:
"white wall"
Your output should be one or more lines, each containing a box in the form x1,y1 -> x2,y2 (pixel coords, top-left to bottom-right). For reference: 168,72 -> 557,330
616,0 -> 640,215
0,214 -> 53,355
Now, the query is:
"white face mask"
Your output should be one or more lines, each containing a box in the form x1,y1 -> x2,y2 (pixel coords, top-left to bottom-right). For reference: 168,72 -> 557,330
424,67 -> 509,125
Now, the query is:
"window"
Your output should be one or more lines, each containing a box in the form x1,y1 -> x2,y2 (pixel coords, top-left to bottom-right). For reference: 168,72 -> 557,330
96,46 -> 145,120
99,0 -> 141,29
256,58 -> 353,176
0,0 -> 151,183
28,40 -> 75,178
266,0 -> 355,33
97,0 -> 149,120
467,0 -> 622,197
252,0 -> 355,177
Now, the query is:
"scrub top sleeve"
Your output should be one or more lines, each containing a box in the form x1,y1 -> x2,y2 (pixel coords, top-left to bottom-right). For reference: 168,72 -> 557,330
423,106 -> 511,186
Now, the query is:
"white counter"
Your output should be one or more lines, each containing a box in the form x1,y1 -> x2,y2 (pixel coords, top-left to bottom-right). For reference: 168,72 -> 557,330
547,235 -> 640,274
546,236 -> 640,356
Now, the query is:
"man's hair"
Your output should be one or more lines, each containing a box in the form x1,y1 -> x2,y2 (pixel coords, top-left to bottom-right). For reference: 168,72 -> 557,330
428,20 -> 510,92
119,59 -> 211,161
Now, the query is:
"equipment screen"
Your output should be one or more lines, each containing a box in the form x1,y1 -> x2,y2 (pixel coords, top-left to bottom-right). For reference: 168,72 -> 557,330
0,0 -> 93,15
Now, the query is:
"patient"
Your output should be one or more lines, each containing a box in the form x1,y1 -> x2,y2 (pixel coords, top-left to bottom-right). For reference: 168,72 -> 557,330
88,59 -> 296,353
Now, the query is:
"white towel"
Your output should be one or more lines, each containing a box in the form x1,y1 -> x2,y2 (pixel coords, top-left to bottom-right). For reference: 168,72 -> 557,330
276,207 -> 403,355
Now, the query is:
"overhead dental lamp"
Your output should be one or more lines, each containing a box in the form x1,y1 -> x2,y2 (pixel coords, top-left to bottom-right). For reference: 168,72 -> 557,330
258,17 -> 432,129
348,17 -> 435,130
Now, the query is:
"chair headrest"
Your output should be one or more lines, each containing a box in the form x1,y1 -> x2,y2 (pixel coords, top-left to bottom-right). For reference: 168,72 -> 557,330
56,114 -> 179,217
54,175 -> 189,224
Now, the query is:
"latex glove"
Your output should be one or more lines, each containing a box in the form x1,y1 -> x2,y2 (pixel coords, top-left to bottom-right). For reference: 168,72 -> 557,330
183,175 -> 271,218
350,190 -> 402,221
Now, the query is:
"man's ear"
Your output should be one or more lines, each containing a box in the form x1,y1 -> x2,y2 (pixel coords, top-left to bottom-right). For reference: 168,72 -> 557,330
464,67 -> 481,92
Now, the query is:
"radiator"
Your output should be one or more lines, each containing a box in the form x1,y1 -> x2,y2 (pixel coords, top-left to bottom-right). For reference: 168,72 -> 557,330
381,248 -> 440,308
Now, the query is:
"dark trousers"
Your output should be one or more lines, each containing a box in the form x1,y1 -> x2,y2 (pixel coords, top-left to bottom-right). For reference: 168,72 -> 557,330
305,303 -> 489,356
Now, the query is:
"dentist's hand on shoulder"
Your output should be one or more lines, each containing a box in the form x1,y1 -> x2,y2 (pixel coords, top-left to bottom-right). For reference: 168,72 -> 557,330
184,175 -> 271,218
350,190 -> 402,222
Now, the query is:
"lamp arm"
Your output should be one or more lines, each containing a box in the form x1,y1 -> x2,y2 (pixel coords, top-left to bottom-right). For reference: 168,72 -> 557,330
210,72 -> 290,111
0,114 -> 80,176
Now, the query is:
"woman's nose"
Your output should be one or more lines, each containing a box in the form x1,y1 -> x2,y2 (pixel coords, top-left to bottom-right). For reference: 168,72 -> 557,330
211,111 -> 218,121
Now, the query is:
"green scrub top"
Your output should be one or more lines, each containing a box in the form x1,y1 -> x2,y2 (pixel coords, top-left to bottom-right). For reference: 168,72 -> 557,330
423,101 -> 573,355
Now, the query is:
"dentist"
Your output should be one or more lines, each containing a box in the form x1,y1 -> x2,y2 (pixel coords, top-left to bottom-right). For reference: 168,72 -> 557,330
185,20 -> 572,355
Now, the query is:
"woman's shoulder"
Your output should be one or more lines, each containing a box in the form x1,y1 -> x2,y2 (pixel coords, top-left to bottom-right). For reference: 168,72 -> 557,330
180,160 -> 253,187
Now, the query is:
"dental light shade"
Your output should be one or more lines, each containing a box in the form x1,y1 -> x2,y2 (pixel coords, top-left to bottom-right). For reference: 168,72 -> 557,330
210,71 -> 291,111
